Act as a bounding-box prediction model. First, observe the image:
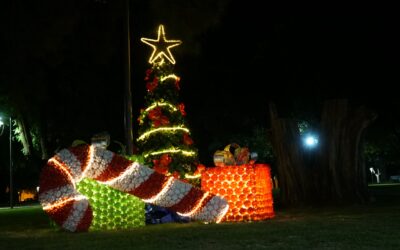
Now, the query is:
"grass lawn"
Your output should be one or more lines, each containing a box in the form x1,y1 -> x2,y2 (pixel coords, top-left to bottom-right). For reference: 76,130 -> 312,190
0,184 -> 399,250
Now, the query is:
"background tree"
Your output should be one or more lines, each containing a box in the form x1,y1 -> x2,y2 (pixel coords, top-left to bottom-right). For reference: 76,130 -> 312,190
269,100 -> 377,206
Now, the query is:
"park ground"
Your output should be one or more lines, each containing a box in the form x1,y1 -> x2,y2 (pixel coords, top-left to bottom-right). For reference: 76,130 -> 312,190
0,184 -> 399,250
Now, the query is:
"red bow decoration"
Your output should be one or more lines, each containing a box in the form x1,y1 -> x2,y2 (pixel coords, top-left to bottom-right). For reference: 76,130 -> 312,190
194,163 -> 206,175
144,69 -> 153,81
153,116 -> 170,127
183,133 -> 193,145
148,107 -> 162,120
178,103 -> 186,116
172,171 -> 180,179
146,82 -> 157,92
146,77 -> 159,92
153,154 -> 172,175
175,76 -> 181,90
148,107 -> 170,127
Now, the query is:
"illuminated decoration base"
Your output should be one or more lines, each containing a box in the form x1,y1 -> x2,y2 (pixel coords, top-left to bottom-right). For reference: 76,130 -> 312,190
39,145 -> 228,232
201,164 -> 274,222
76,178 -> 145,230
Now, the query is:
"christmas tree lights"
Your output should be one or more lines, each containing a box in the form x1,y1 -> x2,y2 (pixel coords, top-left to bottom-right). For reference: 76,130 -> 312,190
138,25 -> 200,180
141,25 -> 182,65
143,147 -> 196,158
137,126 -> 190,141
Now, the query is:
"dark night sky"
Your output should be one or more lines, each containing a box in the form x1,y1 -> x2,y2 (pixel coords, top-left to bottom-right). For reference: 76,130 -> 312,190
1,0 -> 399,165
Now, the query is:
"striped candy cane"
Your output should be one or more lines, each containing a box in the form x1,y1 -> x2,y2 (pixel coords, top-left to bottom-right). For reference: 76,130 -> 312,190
39,145 -> 228,232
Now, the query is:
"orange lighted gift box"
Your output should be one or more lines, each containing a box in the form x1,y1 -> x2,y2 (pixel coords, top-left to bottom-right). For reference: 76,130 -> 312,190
201,164 -> 274,222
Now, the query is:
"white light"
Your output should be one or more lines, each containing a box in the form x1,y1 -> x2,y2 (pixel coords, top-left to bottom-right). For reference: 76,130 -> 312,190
304,135 -> 318,148
0,117 -> 3,127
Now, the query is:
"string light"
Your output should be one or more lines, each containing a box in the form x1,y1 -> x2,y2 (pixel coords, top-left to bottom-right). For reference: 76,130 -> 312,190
43,195 -> 86,211
176,192 -> 210,217
48,158 -> 76,189
137,126 -> 189,141
145,102 -> 178,113
184,173 -> 201,179
160,74 -> 179,82
144,147 -> 196,158
78,145 -> 95,182
141,24 -> 182,65
138,101 -> 180,123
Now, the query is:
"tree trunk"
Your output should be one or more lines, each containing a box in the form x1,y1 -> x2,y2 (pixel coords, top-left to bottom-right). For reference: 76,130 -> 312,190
269,103 -> 308,206
269,99 -> 376,206
319,100 -> 377,203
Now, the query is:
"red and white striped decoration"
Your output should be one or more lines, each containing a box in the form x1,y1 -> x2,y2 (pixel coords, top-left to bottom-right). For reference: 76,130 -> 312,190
39,145 -> 229,232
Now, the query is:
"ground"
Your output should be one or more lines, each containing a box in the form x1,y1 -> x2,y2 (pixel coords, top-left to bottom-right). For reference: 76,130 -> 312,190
0,184 -> 399,250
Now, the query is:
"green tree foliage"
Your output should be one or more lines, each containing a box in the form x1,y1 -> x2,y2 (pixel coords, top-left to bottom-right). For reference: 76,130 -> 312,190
137,63 -> 199,178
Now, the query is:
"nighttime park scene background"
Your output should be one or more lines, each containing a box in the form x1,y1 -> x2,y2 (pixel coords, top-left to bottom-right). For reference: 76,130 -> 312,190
0,0 -> 399,249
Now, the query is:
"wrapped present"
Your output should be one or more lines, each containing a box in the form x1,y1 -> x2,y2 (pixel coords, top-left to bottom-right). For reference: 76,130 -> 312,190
213,143 -> 250,167
201,163 -> 274,222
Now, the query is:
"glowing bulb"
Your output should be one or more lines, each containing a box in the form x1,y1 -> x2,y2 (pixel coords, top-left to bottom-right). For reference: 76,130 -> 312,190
304,135 -> 318,147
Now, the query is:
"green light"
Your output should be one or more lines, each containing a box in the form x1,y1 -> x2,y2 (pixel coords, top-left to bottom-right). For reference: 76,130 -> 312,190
76,178 -> 145,231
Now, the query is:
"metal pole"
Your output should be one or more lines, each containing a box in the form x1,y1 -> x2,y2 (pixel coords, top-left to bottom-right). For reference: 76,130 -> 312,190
124,0 -> 134,155
9,117 -> 13,209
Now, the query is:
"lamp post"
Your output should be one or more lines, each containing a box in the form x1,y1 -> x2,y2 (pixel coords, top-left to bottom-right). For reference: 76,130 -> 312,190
9,117 -> 13,209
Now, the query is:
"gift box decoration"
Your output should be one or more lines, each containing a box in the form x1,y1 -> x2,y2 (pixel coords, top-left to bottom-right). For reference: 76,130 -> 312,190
201,164 -> 274,222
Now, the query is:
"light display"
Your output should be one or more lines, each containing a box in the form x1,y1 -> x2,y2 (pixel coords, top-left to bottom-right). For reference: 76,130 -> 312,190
137,26 -> 199,179
76,178 -> 145,230
39,145 -> 228,232
201,164 -> 274,222
137,126 -> 190,141
141,24 -> 182,65
143,147 -> 196,158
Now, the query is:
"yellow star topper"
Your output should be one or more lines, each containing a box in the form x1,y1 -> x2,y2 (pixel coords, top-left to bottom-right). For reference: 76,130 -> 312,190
141,25 -> 182,65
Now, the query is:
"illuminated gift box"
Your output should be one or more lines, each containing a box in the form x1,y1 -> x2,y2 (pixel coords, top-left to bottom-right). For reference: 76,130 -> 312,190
201,164 -> 274,222
76,178 -> 145,231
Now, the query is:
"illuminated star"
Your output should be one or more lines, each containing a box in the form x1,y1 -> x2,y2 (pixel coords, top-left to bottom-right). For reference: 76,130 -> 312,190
141,25 -> 182,65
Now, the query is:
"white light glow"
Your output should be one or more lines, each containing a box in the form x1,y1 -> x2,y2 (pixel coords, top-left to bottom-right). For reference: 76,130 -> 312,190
304,135 -> 318,148
43,195 -> 86,211
78,145 -> 95,181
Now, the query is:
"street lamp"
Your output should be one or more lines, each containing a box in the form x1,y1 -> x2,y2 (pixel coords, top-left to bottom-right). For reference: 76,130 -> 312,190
0,116 -> 13,208
302,134 -> 319,149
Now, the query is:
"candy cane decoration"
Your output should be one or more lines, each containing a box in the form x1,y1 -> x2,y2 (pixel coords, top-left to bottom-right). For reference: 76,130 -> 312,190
39,145 -> 229,232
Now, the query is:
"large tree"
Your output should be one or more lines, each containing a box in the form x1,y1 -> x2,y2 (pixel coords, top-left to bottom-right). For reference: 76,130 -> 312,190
269,100 -> 377,206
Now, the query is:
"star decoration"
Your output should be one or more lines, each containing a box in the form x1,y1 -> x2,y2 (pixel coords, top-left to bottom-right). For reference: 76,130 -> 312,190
141,25 -> 182,65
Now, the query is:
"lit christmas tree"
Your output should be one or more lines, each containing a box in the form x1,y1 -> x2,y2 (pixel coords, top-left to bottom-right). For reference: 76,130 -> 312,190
137,25 -> 199,180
